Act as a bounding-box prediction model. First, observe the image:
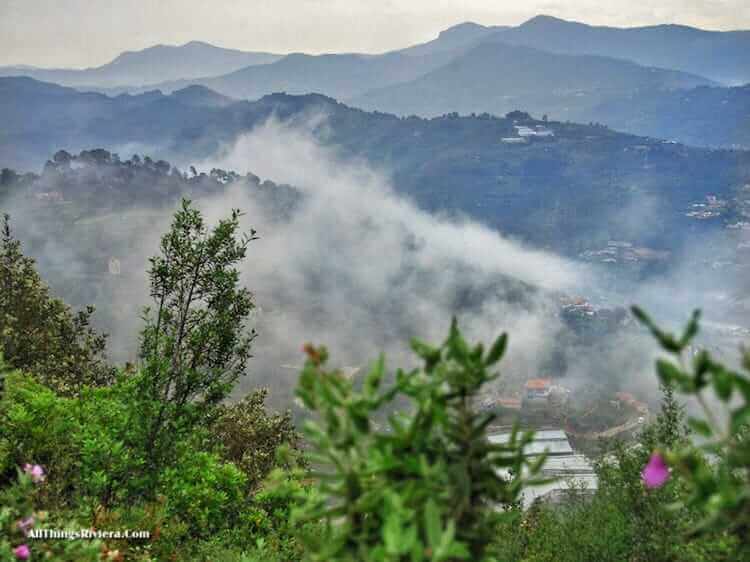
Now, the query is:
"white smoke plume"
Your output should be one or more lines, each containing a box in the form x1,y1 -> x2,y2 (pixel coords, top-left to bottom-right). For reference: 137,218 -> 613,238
194,119 -> 586,401
8,117 -> 720,409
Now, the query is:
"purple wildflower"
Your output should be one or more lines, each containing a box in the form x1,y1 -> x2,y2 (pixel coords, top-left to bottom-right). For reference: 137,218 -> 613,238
642,452 -> 670,489
23,463 -> 45,483
16,516 -> 35,535
13,544 -> 30,560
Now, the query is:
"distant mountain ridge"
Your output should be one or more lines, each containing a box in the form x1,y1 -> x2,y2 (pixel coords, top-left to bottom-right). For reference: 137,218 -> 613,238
0,41 -> 282,88
5,15 -> 746,95
350,41 -> 714,122
589,84 -> 750,147
114,48 -> 471,100
482,15 -> 750,85
394,21 -> 506,57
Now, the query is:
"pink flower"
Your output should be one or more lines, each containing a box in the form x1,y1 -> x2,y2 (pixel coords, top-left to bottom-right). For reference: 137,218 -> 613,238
642,452 -> 670,489
13,544 -> 30,560
23,463 -> 45,483
16,516 -> 34,535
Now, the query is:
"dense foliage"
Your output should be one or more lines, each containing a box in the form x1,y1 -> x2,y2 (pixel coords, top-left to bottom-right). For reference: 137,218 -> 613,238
0,199 -> 748,561
285,326 -> 545,561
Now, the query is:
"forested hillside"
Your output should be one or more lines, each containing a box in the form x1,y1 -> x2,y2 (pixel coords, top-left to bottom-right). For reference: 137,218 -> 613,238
2,79 -> 749,257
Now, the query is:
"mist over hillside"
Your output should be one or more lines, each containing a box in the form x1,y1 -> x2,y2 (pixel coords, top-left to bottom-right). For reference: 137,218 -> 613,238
0,138 -> 619,406
3,127 -> 748,409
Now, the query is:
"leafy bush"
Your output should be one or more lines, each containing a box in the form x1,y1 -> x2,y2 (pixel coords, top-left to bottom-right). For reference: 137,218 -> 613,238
0,365 -> 81,500
0,465 -> 102,562
159,448 -> 247,536
212,388 -> 303,490
288,321 -> 547,562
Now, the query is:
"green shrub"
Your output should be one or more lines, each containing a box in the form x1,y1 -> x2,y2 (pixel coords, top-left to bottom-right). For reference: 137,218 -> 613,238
0,366 -> 80,501
159,448 -> 247,536
137,199 -> 257,479
212,388 -> 303,490
0,465 -> 102,562
287,320 -> 547,562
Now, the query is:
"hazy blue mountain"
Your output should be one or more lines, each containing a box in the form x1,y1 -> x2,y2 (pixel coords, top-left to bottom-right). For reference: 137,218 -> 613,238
2,78 -> 748,259
0,78 -> 238,169
169,84 -> 234,107
394,21 -> 505,57
140,48 -> 470,99
350,41 -> 714,121
0,41 -> 281,88
590,84 -> 750,148
487,15 -> 750,85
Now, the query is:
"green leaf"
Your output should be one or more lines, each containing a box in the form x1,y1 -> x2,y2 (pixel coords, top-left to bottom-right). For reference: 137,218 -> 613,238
680,309 -> 701,346
485,333 -> 508,366
384,509 -> 405,555
688,418 -> 713,437
424,499 -> 442,549
730,406 -> 750,433
656,359 -> 692,390
712,368 -> 733,401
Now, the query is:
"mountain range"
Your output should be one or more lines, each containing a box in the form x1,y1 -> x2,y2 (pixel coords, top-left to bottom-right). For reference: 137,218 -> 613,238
484,15 -> 750,86
392,15 -> 750,85
5,15 -> 748,91
2,15 -> 748,149
350,41 -> 713,122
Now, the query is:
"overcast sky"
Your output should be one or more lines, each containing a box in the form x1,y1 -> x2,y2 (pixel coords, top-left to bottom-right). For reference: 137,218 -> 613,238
2,0 -> 749,68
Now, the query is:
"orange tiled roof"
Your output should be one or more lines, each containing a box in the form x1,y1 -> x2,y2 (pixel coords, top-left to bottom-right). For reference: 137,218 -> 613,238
525,378 -> 552,390
615,392 -> 636,403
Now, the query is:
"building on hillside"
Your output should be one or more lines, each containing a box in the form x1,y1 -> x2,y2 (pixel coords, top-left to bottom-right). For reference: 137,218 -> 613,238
489,429 -> 597,507
514,125 -> 555,138
525,378 -> 552,401
501,136 -> 529,144
34,191 -> 64,203
521,378 -> 570,412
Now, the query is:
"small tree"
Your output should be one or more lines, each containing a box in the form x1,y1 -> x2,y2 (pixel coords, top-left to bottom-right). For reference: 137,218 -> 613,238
138,199 -> 257,470
0,215 -> 112,396
286,320 -> 547,562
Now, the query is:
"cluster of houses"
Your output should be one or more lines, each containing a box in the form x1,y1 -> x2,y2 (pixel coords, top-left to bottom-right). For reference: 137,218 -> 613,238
579,240 -> 669,265
480,380 -> 658,507
33,190 -> 64,203
685,194 -> 727,220
560,297 -> 596,318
